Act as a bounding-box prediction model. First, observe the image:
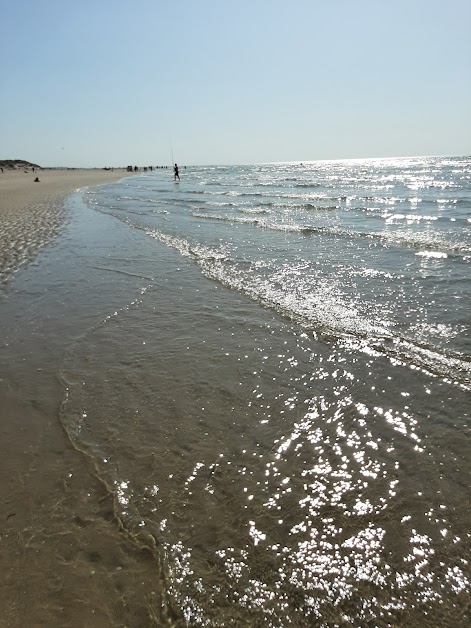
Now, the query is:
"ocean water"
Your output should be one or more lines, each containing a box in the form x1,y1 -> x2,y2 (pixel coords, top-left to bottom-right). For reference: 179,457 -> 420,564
1,156 -> 470,626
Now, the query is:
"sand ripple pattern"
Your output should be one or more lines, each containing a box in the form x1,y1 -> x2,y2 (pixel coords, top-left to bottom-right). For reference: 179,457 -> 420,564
0,194 -> 66,293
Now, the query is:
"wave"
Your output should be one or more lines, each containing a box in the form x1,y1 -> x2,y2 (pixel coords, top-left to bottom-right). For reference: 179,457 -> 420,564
191,212 -> 328,235
139,225 -> 471,388
238,208 -> 271,215
83,183 -> 471,389
237,203 -> 338,214
190,212 -> 471,256
383,212 -> 471,226
221,191 -> 265,197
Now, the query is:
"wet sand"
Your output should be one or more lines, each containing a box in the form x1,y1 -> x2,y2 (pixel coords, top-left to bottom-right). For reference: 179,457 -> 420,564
0,168 -> 132,290
0,168 -> 168,626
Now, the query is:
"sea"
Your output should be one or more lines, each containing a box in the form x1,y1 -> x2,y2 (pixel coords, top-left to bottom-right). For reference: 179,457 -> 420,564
1,156 -> 470,626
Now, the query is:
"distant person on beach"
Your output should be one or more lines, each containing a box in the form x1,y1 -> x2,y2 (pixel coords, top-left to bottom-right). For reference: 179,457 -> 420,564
174,163 -> 180,181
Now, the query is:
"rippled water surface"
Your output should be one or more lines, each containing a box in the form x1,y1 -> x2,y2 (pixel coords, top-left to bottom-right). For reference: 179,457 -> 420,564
2,157 -> 470,626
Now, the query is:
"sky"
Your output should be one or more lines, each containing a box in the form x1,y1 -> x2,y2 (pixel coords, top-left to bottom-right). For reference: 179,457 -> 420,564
1,0 -> 470,167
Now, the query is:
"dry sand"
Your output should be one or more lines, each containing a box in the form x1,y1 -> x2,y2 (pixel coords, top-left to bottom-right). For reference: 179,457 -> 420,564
0,167 -> 131,214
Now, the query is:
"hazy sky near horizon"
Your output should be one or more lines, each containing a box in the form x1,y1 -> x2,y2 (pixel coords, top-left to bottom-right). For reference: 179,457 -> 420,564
1,0 -> 470,167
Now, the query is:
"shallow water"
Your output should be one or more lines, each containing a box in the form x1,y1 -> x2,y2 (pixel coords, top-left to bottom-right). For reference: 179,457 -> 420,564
1,157 -> 470,626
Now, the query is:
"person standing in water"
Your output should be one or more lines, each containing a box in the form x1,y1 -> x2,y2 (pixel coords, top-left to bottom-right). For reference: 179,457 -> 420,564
174,163 -> 180,181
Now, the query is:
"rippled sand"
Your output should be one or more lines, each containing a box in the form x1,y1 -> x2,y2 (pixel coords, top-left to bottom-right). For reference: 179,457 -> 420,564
0,169 -> 131,290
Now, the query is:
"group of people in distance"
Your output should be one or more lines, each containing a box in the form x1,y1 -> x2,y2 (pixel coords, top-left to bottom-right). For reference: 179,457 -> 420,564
126,163 -> 181,181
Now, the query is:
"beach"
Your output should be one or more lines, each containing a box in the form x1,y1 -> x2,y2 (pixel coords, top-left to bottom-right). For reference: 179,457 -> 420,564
0,167 -> 154,627
0,159 -> 470,626
0,168 -> 131,215
0,169 -> 132,290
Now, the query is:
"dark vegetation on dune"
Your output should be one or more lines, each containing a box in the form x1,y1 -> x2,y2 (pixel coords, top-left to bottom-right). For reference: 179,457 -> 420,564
0,159 -> 42,169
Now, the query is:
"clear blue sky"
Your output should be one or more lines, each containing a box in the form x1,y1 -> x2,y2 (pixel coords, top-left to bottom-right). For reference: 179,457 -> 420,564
1,0 -> 470,167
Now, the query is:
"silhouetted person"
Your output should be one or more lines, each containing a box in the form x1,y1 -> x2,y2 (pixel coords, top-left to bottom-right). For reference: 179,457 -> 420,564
174,163 -> 180,181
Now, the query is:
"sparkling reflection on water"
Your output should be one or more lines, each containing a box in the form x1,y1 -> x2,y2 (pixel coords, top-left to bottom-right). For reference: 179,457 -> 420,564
60,259 -> 470,625
60,158 -> 471,624
2,159 -> 470,625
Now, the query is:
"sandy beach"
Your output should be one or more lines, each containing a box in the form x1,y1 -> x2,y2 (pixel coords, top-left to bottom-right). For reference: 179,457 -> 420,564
0,168 -> 132,294
0,168 -> 131,215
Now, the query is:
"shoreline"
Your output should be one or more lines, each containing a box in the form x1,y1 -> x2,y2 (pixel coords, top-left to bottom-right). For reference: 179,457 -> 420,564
0,168 -> 133,215
0,171 -> 159,625
0,168 -> 134,293
0,160 -> 469,624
